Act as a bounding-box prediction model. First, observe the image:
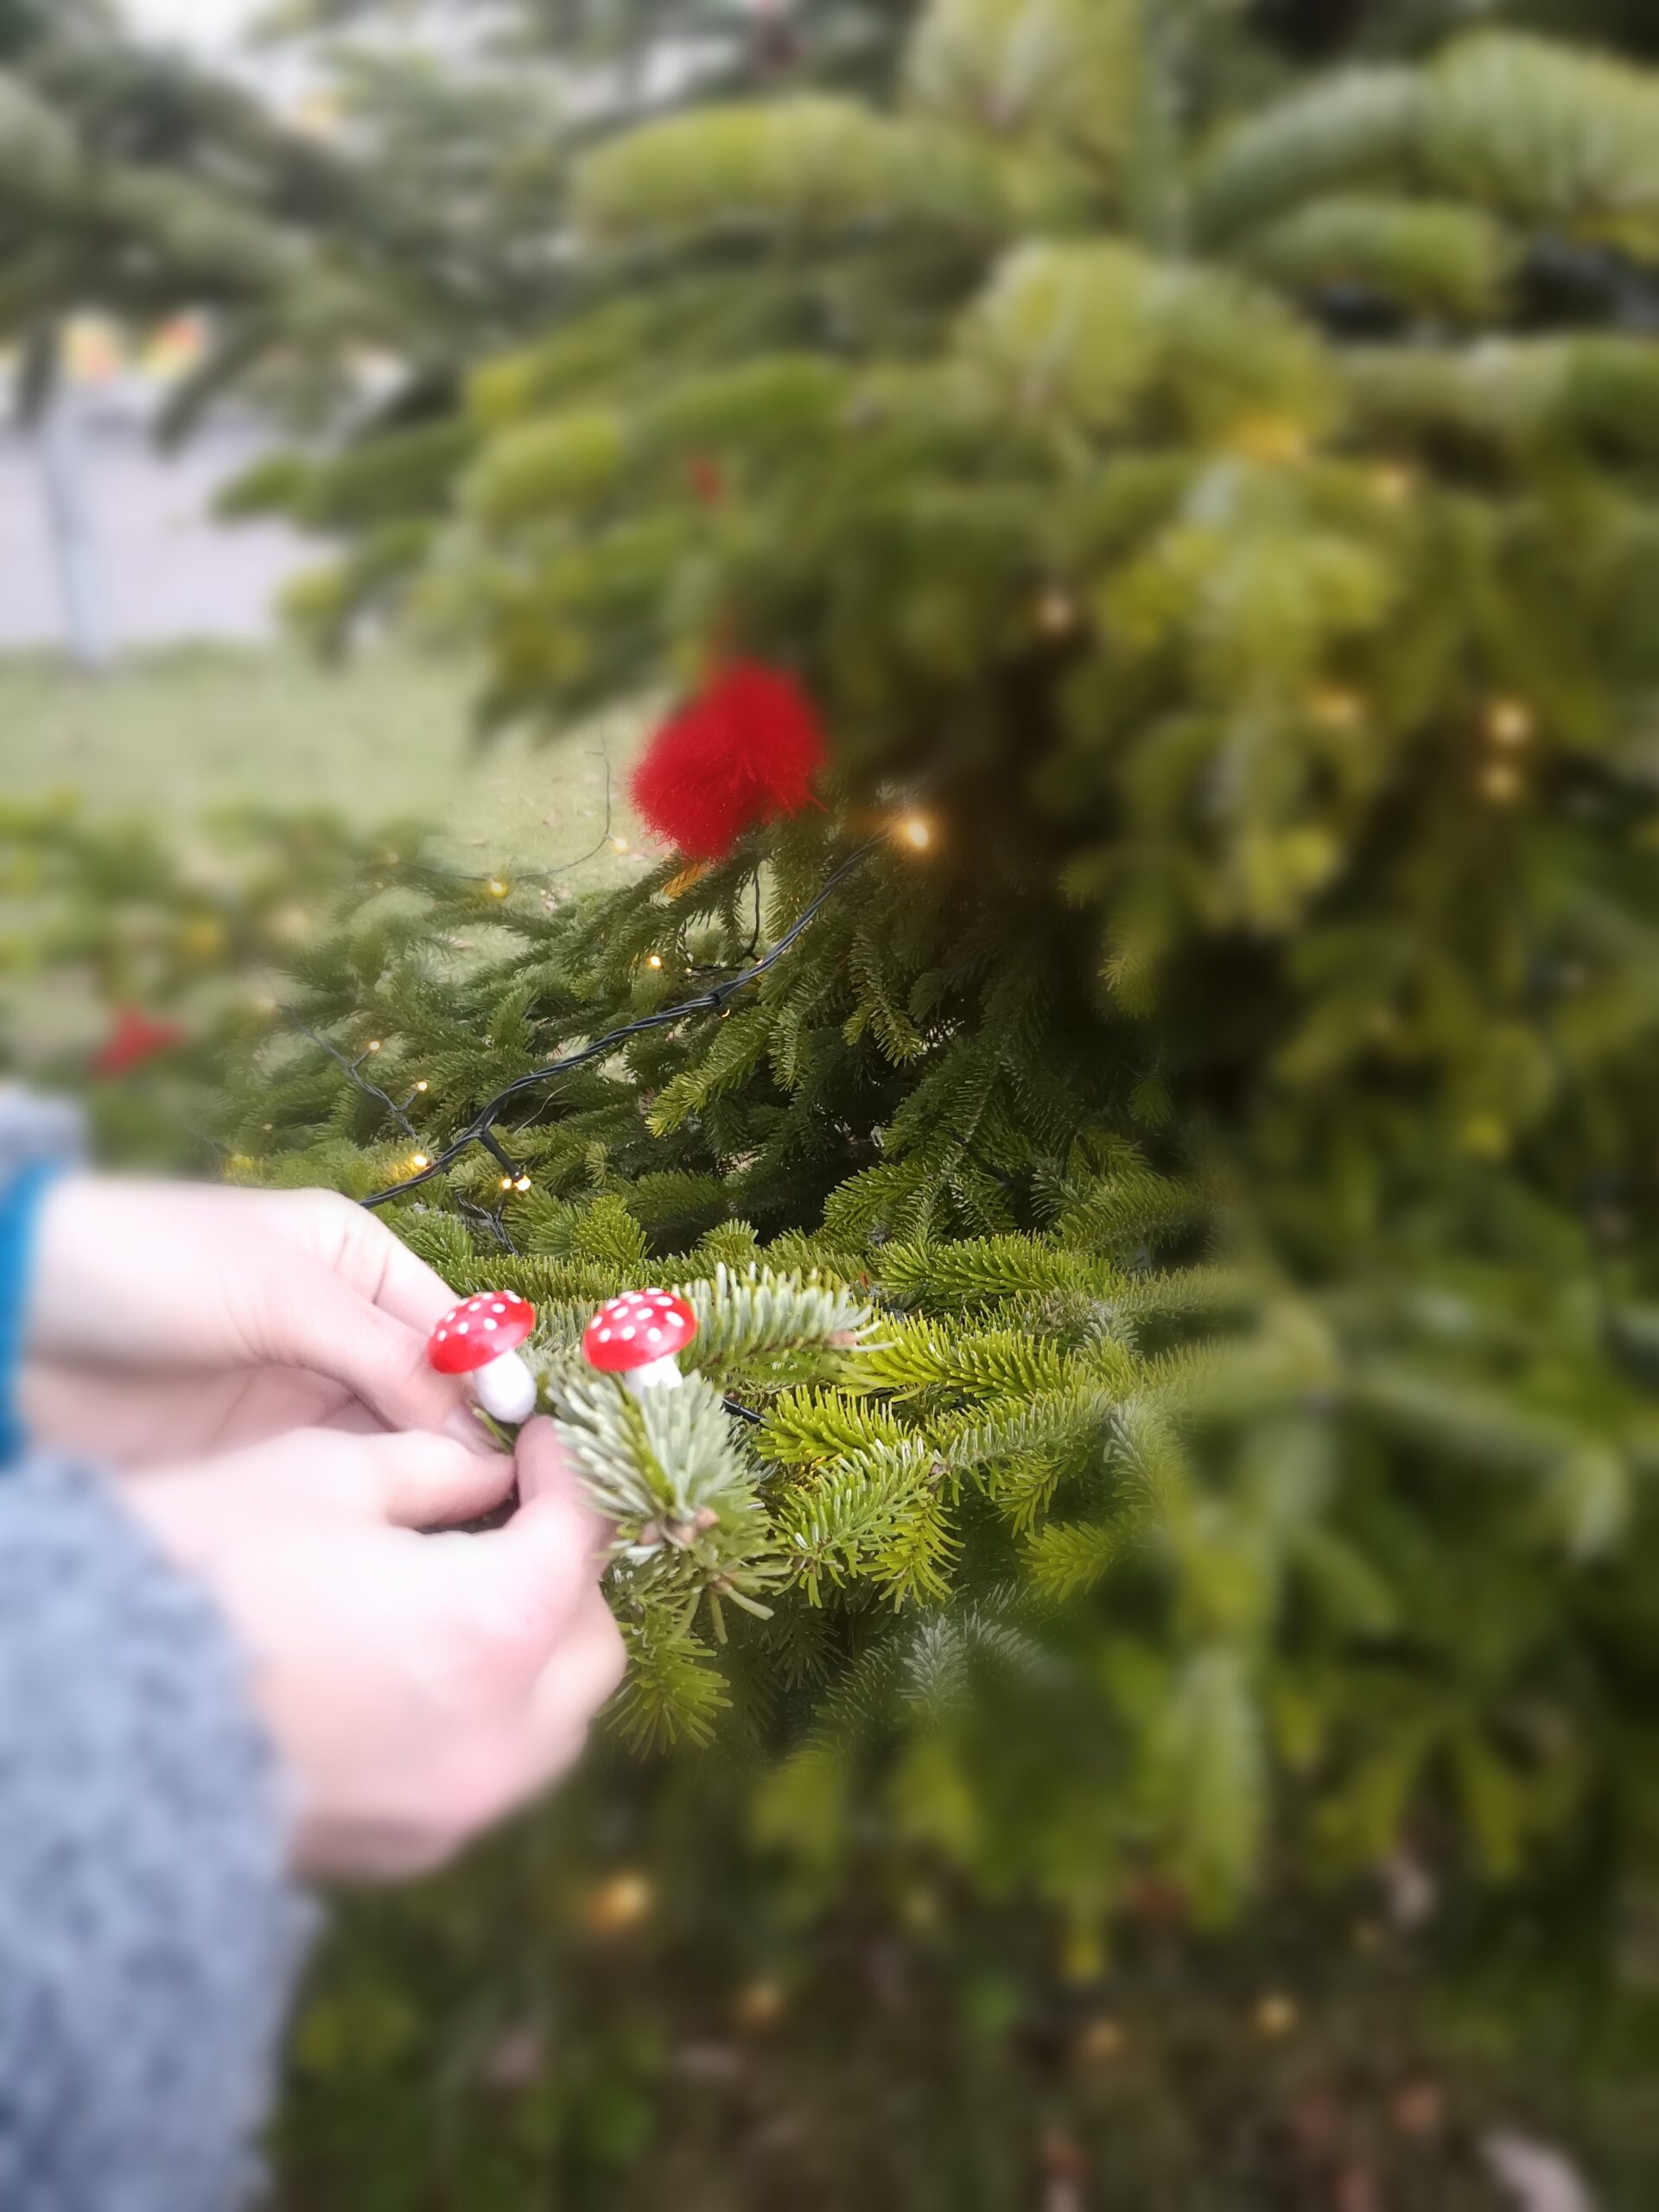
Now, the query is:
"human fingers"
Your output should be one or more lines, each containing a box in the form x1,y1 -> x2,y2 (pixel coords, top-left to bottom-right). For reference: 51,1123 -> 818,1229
530,1582 -> 629,1750
21,1358 -> 386,1471
266,1188 -> 466,1334
451,1591 -> 630,1837
516,1414 -> 619,1551
182,1426 -> 516,1529
431,1423 -> 609,1663
250,1254 -> 491,1448
330,1427 -> 518,1528
119,1439 -> 607,1887
18,1362 -> 255,1468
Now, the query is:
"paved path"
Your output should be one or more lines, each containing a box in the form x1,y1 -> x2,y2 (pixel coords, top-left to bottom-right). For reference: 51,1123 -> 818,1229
0,414 -> 309,654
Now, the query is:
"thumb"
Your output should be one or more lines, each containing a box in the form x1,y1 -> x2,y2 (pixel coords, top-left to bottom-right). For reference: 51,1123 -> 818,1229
219,1427 -> 518,1529
516,1414 -> 604,1522
345,1428 -> 518,1529
255,1256 -> 491,1449
435,1420 -> 610,1660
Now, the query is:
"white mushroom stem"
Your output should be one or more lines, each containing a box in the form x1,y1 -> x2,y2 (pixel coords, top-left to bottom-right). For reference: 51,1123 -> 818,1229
621,1353 -> 683,1395
473,1350 -> 538,1423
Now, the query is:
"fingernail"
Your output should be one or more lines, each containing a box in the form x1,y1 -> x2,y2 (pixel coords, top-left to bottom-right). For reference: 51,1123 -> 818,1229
445,1407 -> 501,1455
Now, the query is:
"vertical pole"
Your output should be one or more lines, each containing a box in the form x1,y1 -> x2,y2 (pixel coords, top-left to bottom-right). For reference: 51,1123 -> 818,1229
37,380 -> 111,672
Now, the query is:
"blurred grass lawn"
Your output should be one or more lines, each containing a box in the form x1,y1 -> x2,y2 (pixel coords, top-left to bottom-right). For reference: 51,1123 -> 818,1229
0,644 -> 649,884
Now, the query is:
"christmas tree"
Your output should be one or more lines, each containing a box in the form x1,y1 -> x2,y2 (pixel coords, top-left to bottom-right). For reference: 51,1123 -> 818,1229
15,0 -> 1659,2200
0,0 -> 906,441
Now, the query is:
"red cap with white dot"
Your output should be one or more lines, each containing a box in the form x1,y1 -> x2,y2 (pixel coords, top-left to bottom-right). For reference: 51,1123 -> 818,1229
427,1292 -> 538,1421
582,1288 -> 698,1392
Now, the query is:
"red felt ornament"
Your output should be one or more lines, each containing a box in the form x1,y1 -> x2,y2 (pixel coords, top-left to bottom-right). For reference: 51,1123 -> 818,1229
91,1004 -> 187,1077
630,659 -> 826,861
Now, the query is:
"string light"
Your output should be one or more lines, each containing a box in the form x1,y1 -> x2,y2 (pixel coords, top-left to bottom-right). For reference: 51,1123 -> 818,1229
365,1039 -> 382,1054
182,915 -> 225,957
1230,416 -> 1310,467
735,1980 -> 785,2031
486,877 -> 509,899
899,815 -> 931,850
1479,760 -> 1524,805
514,1173 -> 531,1192
1253,1993 -> 1300,2041
361,835 -> 887,1212
1310,686 -> 1363,733
1035,587 -> 1079,639
1370,462 -> 1416,507
1485,697 -> 1535,750
411,1152 -> 430,1170
582,1870 -> 653,1936
611,835 -> 630,854
647,953 -> 663,969
1077,2018 -> 1127,2066
414,1079 -> 429,1093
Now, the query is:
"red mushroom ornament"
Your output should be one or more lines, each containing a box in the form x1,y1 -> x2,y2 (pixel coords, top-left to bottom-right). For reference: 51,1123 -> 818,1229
582,1288 -> 698,1395
428,1292 -> 538,1423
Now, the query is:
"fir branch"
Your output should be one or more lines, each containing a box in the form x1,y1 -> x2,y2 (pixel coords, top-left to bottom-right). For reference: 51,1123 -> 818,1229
678,1262 -> 879,1385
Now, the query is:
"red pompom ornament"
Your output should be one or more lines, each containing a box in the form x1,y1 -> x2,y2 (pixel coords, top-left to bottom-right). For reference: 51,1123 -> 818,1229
91,1005 -> 187,1077
630,659 -> 825,861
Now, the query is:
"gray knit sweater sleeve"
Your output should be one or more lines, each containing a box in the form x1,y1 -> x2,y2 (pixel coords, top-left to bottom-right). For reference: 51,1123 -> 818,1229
0,1454 -> 316,2212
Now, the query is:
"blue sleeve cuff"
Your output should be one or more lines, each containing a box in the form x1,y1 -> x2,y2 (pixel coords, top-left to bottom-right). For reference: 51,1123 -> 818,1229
0,1163 -> 64,1469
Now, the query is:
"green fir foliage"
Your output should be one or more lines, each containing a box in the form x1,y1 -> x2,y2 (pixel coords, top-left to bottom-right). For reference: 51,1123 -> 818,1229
16,0 -> 1659,2196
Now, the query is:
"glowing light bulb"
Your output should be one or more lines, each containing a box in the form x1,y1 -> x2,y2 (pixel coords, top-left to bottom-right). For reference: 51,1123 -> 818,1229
736,1980 -> 785,2031
1035,588 -> 1077,638
253,995 -> 277,1014
1253,1993 -> 1299,2042
1480,760 -> 1524,805
500,1174 -> 514,1191
582,1870 -> 653,1935
514,1174 -> 532,1192
486,877 -> 508,899
414,1079 -> 429,1093
647,953 -> 663,969
611,836 -> 630,855
1485,698 -> 1535,750
1311,686 -> 1363,732
411,1152 -> 430,1170
899,815 -> 931,850
365,1039 -> 382,1053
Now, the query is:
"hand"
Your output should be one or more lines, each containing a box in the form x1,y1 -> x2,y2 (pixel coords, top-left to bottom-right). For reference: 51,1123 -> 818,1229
125,1419 -> 626,1880
22,1177 -> 491,1467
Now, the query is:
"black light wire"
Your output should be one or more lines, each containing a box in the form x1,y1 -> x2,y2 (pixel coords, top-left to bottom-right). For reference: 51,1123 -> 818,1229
358,836 -> 882,1211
